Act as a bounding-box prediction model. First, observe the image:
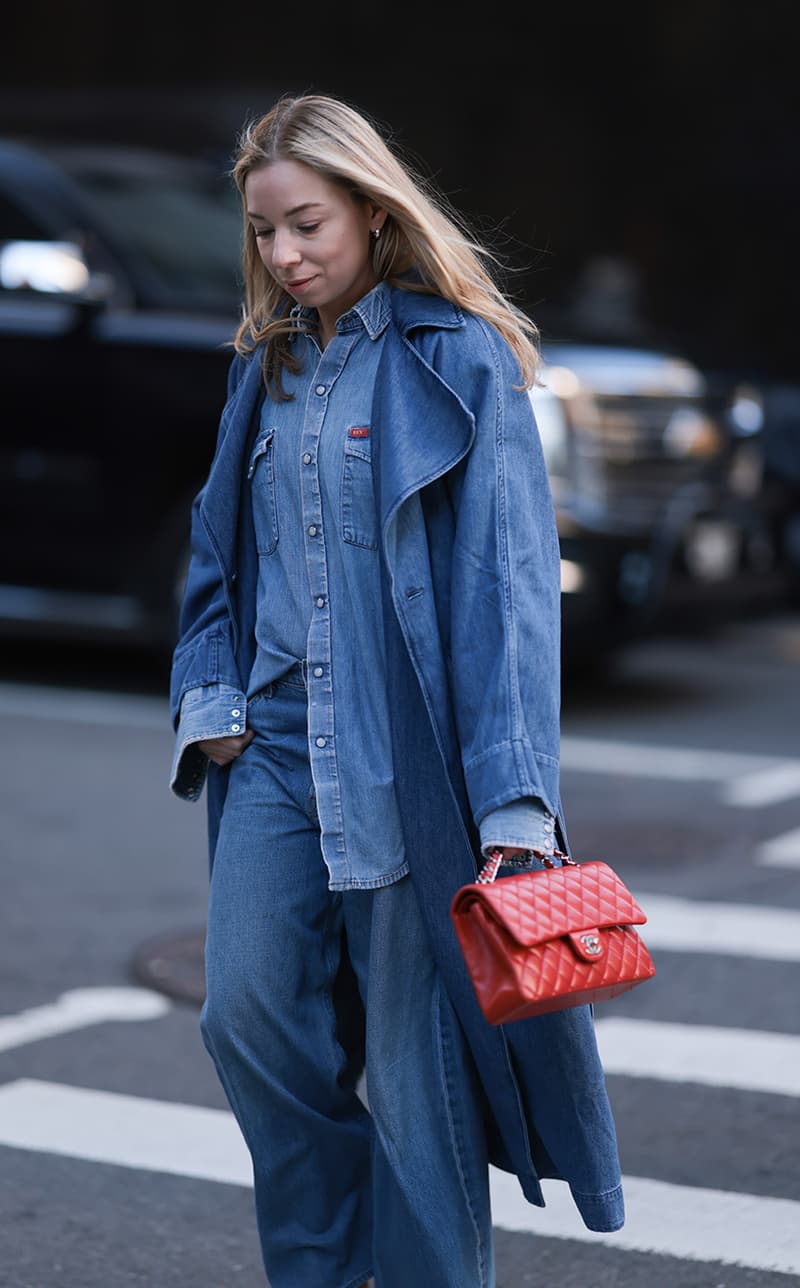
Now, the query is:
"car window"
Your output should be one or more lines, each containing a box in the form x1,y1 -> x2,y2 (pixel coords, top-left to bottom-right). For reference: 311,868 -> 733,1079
59,155 -> 243,306
0,191 -> 47,246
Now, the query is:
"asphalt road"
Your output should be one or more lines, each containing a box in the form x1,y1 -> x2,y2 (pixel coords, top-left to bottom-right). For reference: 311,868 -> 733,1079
1,608 -> 799,1288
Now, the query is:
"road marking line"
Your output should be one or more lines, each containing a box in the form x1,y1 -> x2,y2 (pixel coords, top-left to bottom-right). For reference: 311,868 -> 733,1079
0,1080 -> 797,1276
756,826 -> 800,868
560,736 -> 779,781
490,1168 -> 800,1277
595,1017 -> 800,1097
560,736 -> 800,808
637,892 -> 800,962
723,763 -> 800,808
0,988 -> 170,1054
0,1079 -> 252,1185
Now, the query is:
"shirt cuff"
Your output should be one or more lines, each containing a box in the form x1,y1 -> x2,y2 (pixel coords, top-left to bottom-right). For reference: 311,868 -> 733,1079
479,797 -> 557,857
169,683 -> 247,800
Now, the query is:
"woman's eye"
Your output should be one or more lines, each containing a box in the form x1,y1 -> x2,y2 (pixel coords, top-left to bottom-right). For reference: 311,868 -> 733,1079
254,228 -> 273,239
297,223 -> 320,234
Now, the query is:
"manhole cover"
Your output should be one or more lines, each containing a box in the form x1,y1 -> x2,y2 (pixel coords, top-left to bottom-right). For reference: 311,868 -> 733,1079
131,927 -> 206,1006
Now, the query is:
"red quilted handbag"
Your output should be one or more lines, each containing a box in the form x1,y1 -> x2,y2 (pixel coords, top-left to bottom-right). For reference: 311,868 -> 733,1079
450,850 -> 656,1024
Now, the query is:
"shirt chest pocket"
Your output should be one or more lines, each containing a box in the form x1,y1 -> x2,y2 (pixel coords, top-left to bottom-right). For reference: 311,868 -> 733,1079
341,437 -> 378,550
248,429 -> 279,555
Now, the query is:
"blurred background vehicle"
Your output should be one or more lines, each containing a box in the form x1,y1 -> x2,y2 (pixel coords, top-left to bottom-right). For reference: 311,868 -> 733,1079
762,384 -> 800,602
0,138 -> 239,652
1,136 -> 795,669
533,346 -> 794,667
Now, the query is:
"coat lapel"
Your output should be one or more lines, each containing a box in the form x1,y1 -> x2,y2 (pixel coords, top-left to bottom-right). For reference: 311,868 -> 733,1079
373,292 -> 475,532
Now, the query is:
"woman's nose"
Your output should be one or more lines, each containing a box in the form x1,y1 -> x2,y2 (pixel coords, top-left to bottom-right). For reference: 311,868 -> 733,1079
271,229 -> 301,268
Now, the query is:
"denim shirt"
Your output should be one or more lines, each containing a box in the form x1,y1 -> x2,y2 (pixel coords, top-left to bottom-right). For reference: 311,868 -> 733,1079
170,284 -> 557,881
249,285 -> 408,888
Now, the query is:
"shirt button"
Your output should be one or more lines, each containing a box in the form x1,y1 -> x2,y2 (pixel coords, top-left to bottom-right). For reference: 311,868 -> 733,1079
303,453 -> 312,464
231,723 -> 241,733
231,708 -> 241,717
315,384 -> 326,396
308,525 -> 318,536
315,736 -> 327,748
315,596 -> 325,608
313,666 -> 323,678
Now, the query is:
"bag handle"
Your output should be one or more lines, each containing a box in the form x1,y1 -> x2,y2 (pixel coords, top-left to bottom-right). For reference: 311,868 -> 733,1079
477,846 -> 575,884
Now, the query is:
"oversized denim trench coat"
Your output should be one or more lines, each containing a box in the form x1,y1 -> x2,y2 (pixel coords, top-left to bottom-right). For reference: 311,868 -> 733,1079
170,284 -> 625,1233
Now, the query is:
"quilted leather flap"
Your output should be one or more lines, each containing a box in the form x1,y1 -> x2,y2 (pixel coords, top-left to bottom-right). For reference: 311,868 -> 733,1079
455,860 -> 647,947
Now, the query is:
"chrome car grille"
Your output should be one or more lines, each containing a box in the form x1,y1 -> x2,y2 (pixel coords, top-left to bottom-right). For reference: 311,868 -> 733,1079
571,394 -> 716,532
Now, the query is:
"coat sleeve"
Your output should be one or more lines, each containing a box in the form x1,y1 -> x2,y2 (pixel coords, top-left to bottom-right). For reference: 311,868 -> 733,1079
445,320 -> 563,827
169,350 -> 247,743
169,682 -> 248,800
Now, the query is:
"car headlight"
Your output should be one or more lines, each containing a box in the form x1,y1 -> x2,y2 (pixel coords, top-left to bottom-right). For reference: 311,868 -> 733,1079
0,240 -> 90,294
662,407 -> 724,459
727,384 -> 764,436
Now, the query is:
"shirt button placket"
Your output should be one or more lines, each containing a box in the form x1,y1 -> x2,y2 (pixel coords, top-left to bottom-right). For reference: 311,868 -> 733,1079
303,372 -> 333,790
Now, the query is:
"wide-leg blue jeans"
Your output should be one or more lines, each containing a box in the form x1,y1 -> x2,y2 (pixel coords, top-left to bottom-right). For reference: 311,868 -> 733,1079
200,669 -> 495,1288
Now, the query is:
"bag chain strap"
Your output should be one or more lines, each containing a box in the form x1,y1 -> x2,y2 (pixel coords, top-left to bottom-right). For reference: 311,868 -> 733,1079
477,847 -> 575,884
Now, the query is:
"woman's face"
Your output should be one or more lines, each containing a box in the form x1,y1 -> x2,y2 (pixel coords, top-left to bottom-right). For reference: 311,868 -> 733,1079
245,159 -> 384,339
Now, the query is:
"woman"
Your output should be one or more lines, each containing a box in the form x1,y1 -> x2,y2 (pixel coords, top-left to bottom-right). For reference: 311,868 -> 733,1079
170,93 -> 624,1288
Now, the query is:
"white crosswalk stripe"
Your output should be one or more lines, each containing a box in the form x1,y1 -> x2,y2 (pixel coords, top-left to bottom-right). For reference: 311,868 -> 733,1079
757,824 -> 800,868
560,735 -> 800,807
635,891 -> 800,961
0,1079 -> 253,1188
2,887 -> 799,1279
722,762 -> 800,808
0,987 -> 170,1054
0,1078 -> 798,1277
490,1169 -> 800,1277
595,1016 -> 800,1096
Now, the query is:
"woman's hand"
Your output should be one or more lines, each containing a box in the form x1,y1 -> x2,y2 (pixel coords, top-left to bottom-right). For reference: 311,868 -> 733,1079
198,731 -> 255,766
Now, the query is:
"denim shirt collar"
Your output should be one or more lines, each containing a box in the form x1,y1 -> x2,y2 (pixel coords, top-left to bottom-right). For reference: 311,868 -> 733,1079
346,279 -> 392,338
290,279 -> 392,342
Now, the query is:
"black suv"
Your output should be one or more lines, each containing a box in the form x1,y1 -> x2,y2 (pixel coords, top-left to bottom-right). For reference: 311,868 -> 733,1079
0,138 -> 239,649
530,342 -> 778,662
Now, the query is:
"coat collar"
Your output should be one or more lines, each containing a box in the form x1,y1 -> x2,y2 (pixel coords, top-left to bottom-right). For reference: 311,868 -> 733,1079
389,282 -> 465,335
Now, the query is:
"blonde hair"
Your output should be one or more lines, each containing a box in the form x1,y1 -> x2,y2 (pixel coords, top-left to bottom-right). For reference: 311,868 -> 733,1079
231,94 -> 540,396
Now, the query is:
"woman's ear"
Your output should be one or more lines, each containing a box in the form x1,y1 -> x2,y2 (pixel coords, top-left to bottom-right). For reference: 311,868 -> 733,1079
370,206 -> 388,234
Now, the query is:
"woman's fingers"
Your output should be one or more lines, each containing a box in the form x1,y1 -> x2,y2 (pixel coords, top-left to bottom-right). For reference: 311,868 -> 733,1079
197,730 -> 255,765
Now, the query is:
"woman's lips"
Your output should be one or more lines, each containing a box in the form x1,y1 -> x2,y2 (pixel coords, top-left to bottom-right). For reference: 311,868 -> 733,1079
286,276 -> 315,292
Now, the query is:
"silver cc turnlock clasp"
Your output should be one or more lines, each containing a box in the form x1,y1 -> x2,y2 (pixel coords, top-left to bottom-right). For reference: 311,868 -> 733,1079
580,933 -> 602,955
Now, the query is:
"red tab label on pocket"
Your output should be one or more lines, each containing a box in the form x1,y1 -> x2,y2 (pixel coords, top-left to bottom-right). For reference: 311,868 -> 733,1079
348,426 -> 370,438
